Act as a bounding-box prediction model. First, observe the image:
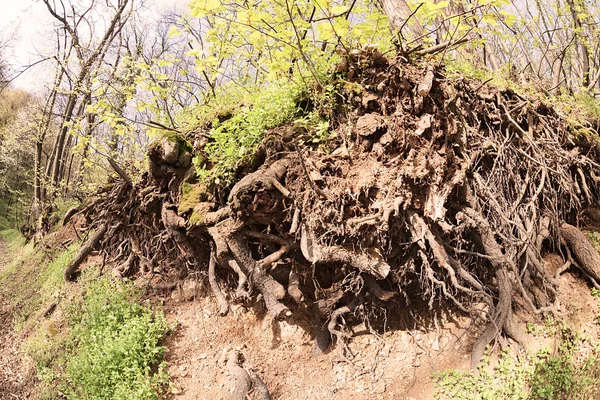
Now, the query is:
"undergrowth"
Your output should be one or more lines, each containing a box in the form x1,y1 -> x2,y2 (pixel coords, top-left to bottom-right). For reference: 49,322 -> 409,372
193,81 -> 307,185
60,277 -> 169,400
0,231 -> 169,400
434,323 -> 600,399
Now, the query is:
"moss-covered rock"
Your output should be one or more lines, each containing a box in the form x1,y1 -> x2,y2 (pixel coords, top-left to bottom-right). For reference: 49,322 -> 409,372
178,183 -> 211,215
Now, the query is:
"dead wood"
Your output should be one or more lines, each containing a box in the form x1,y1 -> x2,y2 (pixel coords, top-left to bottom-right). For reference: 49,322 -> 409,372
64,223 -> 108,281
560,222 -> 600,282
226,351 -> 253,400
107,157 -> 132,187
61,205 -> 81,226
42,302 -> 57,318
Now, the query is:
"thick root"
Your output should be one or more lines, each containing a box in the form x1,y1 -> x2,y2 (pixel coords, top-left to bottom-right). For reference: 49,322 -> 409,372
225,350 -> 271,400
560,222 -> 600,282
209,253 -> 230,316
64,223 -> 107,281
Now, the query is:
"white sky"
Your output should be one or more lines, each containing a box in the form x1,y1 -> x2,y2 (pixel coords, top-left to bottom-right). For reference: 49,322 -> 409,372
0,0 -> 190,91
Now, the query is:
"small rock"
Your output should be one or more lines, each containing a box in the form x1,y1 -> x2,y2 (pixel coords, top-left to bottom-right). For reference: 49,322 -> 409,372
197,353 -> 208,359
181,280 -> 197,301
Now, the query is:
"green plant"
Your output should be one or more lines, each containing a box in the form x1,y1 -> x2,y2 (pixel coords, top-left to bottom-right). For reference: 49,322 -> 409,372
434,351 -> 530,400
293,111 -> 333,145
586,231 -> 600,252
195,81 -> 305,185
62,277 -> 169,400
529,326 -> 600,399
435,324 -> 600,400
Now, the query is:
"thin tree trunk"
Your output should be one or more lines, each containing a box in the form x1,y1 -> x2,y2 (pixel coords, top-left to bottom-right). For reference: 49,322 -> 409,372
379,0 -> 425,44
565,0 -> 590,87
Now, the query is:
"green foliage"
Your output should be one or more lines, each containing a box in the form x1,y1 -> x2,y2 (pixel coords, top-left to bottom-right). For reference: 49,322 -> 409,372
185,0 -> 393,86
434,351 -> 531,400
195,81 -> 305,185
434,325 -> 600,400
529,326 -> 600,399
586,230 -> 600,252
293,111 -> 333,145
1,241 -> 169,400
62,278 -> 169,400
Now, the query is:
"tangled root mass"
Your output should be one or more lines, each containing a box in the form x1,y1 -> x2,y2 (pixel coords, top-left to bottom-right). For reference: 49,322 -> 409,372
65,56 -> 600,368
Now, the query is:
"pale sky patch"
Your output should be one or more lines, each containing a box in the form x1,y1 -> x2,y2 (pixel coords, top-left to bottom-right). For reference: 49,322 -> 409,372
0,0 -> 190,91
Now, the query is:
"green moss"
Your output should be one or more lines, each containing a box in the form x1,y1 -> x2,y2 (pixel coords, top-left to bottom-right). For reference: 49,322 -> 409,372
178,183 -> 210,215
189,211 -> 205,226
188,202 -> 213,227
191,80 -> 306,186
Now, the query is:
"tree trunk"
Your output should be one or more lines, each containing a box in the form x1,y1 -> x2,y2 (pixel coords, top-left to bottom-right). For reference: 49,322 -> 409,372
379,0 -> 425,44
565,0 -> 590,88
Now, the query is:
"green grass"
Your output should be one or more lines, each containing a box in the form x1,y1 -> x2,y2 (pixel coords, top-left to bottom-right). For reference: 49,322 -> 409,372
0,228 -> 25,251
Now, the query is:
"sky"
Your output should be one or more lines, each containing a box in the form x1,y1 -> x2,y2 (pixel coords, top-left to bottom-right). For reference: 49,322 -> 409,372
0,0 -> 189,91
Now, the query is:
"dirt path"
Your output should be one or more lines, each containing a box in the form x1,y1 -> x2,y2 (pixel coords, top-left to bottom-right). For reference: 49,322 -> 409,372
0,237 -> 36,400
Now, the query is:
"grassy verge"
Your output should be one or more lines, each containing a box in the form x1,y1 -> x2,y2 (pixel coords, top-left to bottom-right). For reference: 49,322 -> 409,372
0,231 -> 170,400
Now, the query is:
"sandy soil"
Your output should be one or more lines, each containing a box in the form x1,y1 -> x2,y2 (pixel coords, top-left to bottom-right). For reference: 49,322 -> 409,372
159,291 -> 475,400
157,258 -> 600,400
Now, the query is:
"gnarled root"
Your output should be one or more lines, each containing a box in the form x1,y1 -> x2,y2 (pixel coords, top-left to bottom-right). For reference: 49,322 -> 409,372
328,295 -> 362,343
226,350 -> 271,400
560,222 -> 600,282
209,253 -> 230,316
226,233 -> 290,319
64,223 -> 108,281
301,225 -> 390,279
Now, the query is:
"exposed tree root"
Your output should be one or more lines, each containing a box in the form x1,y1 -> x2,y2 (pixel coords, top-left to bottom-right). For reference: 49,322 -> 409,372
63,56 -> 600,367
560,222 -> 600,281
64,223 -> 107,281
209,253 -> 230,316
225,350 -> 271,400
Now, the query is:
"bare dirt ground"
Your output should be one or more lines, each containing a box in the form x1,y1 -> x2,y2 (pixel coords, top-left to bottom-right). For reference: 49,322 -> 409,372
159,291 -> 474,400
157,261 -> 600,400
